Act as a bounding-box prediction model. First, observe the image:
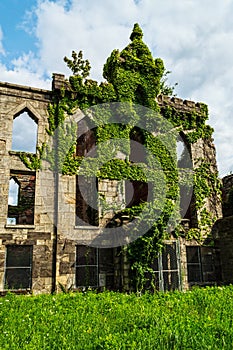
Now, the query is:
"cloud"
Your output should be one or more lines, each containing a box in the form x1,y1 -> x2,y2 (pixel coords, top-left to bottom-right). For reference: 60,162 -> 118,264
1,0 -> 233,175
0,60 -> 50,89
12,112 -> 38,153
33,0 -> 139,80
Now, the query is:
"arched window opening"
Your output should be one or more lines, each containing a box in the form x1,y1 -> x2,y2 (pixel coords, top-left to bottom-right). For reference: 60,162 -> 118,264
12,111 -> 38,153
177,136 -> 196,227
8,177 -> 20,206
177,137 -> 192,169
7,172 -> 36,225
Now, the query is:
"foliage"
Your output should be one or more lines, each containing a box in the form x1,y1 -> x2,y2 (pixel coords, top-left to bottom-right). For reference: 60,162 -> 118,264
191,160 -> 221,240
159,70 -> 178,96
0,287 -> 233,349
17,144 -> 45,171
64,50 -> 91,79
18,23 -> 220,291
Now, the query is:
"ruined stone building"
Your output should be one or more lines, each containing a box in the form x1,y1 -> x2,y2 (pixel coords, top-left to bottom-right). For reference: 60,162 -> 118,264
0,75 -> 225,294
0,25 -> 228,294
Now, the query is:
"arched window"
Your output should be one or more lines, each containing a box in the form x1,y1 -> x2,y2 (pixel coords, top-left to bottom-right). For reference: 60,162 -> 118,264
7,172 -> 36,225
8,177 -> 20,206
12,111 -> 38,153
177,135 -> 196,225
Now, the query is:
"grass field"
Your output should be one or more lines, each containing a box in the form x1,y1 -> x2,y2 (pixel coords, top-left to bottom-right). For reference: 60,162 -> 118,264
0,286 -> 233,349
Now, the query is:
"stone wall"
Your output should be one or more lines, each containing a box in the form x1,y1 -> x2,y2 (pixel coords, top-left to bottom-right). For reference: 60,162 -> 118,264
222,174 -> 233,217
213,217 -> 233,284
0,75 -> 224,294
213,174 -> 233,284
0,80 -> 54,294
158,94 -> 222,231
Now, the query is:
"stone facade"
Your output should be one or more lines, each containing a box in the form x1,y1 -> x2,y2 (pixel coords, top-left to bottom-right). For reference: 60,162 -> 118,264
0,75 -> 225,294
213,174 -> 233,284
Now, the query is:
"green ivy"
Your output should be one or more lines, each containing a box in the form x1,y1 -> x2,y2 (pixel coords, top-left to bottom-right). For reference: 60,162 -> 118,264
18,23 -> 220,291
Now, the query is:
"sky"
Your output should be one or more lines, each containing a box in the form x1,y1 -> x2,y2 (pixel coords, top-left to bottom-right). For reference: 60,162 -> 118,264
0,0 -> 233,176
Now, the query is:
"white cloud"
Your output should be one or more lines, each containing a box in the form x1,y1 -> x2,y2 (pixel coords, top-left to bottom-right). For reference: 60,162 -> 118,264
1,0 -> 233,175
0,60 -> 50,89
33,0 -> 139,80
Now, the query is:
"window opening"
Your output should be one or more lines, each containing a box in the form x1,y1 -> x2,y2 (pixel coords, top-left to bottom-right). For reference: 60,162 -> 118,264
7,172 -> 36,225
76,176 -> 99,226
75,245 -> 114,288
146,241 -> 181,292
177,136 -> 195,226
8,177 -> 20,206
125,180 -> 152,208
129,127 -> 146,163
75,245 -> 98,287
76,118 -> 96,157
12,111 -> 38,153
4,245 -> 32,290
186,246 -> 215,283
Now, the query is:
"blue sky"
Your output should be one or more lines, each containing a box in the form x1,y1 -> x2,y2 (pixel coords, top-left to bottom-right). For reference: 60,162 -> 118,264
0,0 -> 36,63
1,0 -> 233,176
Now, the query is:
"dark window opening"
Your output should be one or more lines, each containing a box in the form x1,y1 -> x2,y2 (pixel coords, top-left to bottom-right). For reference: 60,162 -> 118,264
5,245 -> 32,290
186,246 -> 216,283
76,176 -> 98,226
129,127 -> 146,163
12,111 -> 38,153
76,118 -> 96,157
177,136 -> 195,226
75,245 -> 114,288
125,180 -> 152,208
179,190 -> 197,227
7,171 -> 36,225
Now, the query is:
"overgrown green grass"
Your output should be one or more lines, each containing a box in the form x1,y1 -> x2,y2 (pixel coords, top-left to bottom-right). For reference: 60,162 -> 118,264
0,286 -> 233,349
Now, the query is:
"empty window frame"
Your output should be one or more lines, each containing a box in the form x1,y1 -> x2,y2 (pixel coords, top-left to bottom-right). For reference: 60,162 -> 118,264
129,127 -> 146,163
186,246 -> 215,283
7,171 -> 36,225
8,177 -> 20,206
5,245 -> 33,290
125,180 -> 153,208
75,245 -> 114,288
76,176 -> 99,226
76,118 -> 96,157
12,111 -> 38,153
145,241 -> 181,292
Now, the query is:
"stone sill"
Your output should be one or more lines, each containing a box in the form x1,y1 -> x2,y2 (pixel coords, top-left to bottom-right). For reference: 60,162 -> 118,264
5,225 -> 35,229
9,150 -> 36,156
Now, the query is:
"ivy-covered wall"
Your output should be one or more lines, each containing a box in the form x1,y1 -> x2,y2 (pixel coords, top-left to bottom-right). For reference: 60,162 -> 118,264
20,24 -> 222,291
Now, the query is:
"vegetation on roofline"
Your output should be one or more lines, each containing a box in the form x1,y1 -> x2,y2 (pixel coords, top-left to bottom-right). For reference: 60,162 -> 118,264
19,23 -> 221,291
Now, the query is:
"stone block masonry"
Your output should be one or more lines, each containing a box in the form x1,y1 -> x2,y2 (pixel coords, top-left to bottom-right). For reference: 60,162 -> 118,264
0,74 -> 226,294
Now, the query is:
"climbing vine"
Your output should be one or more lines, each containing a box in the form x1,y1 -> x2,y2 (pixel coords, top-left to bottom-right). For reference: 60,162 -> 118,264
19,23 -> 221,291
